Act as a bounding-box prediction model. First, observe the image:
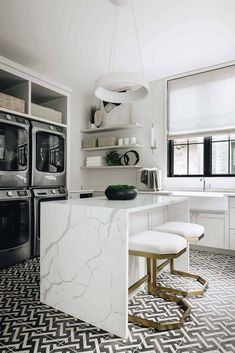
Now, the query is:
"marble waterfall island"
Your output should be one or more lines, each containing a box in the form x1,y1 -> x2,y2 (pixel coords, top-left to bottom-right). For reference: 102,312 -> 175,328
40,194 -> 189,338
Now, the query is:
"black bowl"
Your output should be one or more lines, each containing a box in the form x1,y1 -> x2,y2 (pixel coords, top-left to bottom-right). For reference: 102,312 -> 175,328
105,186 -> 138,200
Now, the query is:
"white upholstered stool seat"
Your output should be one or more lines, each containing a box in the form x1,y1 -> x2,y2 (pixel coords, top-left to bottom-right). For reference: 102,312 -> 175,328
129,231 -> 187,255
128,230 -> 191,330
149,222 -> 208,299
155,222 -> 204,242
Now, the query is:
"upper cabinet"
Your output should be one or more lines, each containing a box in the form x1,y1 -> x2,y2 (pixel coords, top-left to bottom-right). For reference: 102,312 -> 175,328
0,56 -> 71,127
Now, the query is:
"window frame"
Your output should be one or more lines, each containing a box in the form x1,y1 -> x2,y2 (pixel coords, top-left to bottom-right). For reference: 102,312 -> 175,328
168,135 -> 235,177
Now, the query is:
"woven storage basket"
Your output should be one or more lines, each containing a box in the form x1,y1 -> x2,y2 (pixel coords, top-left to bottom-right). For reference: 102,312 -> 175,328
31,103 -> 62,123
82,138 -> 97,149
98,136 -> 117,147
0,92 -> 25,113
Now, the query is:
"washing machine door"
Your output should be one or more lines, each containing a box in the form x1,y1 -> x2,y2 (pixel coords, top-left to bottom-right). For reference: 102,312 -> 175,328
31,122 -> 66,187
0,114 -> 29,188
0,199 -> 30,251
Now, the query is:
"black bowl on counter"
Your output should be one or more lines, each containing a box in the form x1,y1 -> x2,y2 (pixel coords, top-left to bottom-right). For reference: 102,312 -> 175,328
105,185 -> 138,201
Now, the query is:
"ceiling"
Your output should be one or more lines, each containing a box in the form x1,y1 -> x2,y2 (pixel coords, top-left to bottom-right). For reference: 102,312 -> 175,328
0,0 -> 235,93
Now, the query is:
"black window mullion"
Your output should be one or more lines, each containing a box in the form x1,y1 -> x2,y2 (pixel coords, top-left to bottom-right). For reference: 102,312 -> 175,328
204,137 -> 211,176
187,141 -> 189,175
167,140 -> 174,177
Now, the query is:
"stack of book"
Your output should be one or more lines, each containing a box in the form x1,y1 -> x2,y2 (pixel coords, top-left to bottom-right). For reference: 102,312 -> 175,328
86,156 -> 105,167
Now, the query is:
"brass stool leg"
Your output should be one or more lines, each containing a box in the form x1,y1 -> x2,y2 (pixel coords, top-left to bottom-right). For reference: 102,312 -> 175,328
128,256 -> 191,331
155,258 -> 208,298
152,259 -> 157,288
147,258 -> 152,293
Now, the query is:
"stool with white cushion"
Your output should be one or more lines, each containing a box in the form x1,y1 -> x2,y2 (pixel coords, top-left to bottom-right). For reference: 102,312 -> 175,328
154,222 -> 208,297
128,231 -> 191,331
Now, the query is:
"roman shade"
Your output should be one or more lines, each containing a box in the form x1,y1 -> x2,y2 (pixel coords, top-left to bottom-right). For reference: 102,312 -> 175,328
168,65 -> 235,139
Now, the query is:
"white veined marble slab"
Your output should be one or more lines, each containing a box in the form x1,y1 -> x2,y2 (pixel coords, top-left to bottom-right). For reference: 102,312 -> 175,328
41,203 -> 128,338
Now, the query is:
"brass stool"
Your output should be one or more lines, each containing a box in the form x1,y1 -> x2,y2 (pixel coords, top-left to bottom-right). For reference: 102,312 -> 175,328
128,231 -> 191,331
155,222 -> 208,297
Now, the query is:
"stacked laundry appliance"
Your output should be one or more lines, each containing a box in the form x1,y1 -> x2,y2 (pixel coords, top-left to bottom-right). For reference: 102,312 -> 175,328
0,112 -> 67,267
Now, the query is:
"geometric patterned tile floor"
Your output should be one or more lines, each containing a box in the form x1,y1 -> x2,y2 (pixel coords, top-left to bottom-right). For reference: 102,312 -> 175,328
0,250 -> 234,353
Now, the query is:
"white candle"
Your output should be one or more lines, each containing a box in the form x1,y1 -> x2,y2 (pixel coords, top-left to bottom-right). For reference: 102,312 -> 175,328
118,138 -> 123,146
130,137 -> 136,145
151,124 -> 155,147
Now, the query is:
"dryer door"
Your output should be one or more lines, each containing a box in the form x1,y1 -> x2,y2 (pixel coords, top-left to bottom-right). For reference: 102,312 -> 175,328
0,121 -> 29,187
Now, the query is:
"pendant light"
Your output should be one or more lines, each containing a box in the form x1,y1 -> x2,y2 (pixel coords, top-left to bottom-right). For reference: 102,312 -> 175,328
94,0 -> 149,104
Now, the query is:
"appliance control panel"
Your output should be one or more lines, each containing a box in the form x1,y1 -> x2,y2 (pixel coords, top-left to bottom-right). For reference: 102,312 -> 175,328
0,189 -> 31,200
17,190 -> 29,197
0,112 -> 29,126
33,188 -> 67,197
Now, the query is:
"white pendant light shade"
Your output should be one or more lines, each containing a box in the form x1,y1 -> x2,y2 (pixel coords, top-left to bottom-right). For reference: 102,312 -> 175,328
95,71 -> 149,103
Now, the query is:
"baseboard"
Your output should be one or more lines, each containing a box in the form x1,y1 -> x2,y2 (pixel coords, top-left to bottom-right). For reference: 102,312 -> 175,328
190,244 -> 235,256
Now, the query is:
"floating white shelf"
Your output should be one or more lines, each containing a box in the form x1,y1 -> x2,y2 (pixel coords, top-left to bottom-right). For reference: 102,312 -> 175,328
80,122 -> 143,134
81,165 -> 143,170
81,143 -> 143,151
0,107 -> 67,128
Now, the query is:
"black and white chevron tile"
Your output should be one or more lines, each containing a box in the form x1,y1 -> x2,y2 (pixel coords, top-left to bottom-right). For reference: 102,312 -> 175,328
0,249 -> 234,353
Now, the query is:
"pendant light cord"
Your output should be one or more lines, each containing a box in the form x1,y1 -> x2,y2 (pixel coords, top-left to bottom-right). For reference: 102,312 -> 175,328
130,0 -> 144,75
109,6 -> 118,72
109,0 -> 145,75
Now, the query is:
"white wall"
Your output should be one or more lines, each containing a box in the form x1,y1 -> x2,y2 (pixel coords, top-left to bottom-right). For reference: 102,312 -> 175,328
69,87 -> 90,191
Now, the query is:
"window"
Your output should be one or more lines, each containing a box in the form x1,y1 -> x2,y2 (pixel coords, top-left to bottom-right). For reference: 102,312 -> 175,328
167,65 -> 235,177
168,134 -> 235,177
170,138 -> 204,176
212,134 -> 235,175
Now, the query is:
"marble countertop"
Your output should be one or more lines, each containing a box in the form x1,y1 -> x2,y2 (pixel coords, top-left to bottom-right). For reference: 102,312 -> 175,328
139,190 -> 235,197
70,189 -> 96,193
50,194 -> 187,213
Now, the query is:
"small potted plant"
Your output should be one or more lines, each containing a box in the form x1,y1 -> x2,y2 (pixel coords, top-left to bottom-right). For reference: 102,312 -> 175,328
89,106 -> 97,129
105,184 -> 138,200
105,150 -> 121,166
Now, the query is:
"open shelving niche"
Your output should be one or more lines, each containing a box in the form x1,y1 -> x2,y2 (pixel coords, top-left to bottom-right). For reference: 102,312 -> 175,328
0,58 -> 70,128
81,122 -> 144,169
0,55 -> 71,189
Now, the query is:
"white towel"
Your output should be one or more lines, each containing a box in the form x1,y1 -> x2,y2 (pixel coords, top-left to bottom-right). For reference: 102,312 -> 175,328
86,156 -> 103,161
86,161 -> 105,166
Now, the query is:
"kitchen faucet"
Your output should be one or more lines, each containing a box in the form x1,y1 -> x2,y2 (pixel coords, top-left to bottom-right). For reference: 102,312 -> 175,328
200,177 -> 206,191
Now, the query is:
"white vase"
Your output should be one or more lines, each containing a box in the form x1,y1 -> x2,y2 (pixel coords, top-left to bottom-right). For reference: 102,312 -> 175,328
94,110 -> 102,127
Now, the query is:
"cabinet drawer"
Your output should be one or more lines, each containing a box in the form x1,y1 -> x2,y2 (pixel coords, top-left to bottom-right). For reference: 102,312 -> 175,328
230,208 -> 235,228
230,198 -> 235,208
230,230 -> 235,250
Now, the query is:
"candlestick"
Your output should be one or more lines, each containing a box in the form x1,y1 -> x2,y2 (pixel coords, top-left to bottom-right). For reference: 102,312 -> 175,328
151,123 -> 157,152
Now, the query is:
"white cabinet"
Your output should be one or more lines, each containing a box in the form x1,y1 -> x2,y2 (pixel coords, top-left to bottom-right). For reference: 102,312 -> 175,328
230,208 -> 235,229
190,211 -> 229,249
230,230 -> 235,250
229,197 -> 235,250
